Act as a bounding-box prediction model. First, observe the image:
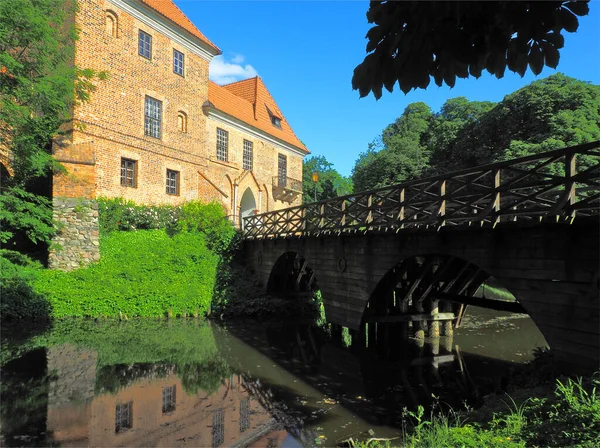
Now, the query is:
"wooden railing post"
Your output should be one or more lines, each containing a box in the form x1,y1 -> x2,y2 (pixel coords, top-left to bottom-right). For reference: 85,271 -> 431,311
398,187 -> 405,228
341,200 -> 347,227
301,207 -> 306,235
492,168 -> 501,227
367,194 -> 373,225
565,151 -> 577,220
438,180 -> 446,228
319,203 -> 325,229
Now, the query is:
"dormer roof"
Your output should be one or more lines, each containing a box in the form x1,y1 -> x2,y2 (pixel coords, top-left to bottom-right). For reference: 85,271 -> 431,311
207,77 -> 309,154
139,0 -> 220,54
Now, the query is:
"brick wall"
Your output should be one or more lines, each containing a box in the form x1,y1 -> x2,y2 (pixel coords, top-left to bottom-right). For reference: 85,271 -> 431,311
70,0 -> 212,205
203,117 -> 304,218
63,0 -> 305,215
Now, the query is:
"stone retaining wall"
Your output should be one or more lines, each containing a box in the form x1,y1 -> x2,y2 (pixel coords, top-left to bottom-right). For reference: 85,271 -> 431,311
49,198 -> 100,271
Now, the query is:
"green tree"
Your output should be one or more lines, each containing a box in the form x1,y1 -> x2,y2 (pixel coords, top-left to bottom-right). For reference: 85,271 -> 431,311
353,1 -> 591,98
353,74 -> 599,189
352,102 -> 432,191
303,155 -> 353,203
429,74 -> 600,172
0,0 -> 105,249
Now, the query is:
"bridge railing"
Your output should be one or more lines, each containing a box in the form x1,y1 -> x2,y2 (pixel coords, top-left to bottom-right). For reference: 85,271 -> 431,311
243,141 -> 600,239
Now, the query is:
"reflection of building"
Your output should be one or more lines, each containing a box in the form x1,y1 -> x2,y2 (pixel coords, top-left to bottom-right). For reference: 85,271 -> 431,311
46,346 -> 287,447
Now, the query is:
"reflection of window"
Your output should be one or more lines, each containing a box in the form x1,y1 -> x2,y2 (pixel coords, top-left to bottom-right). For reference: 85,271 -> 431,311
212,409 -> 224,447
162,385 -> 176,413
243,140 -> 253,171
120,158 -> 137,187
239,398 -> 250,432
177,111 -> 187,133
115,401 -> 133,433
138,30 -> 152,59
106,11 -> 118,37
144,96 -> 162,139
278,154 -> 287,187
166,169 -> 180,196
216,128 -> 228,162
173,49 -> 185,76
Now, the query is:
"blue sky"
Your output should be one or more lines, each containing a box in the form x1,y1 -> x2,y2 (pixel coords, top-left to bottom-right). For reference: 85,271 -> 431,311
176,0 -> 600,177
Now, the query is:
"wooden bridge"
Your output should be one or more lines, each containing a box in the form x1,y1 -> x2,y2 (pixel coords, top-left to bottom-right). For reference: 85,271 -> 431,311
242,142 -> 600,373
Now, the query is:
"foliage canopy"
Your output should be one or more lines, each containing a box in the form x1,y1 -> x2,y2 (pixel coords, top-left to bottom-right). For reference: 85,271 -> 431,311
0,0 -> 105,249
303,155 -> 353,202
353,1 -> 591,98
352,74 -> 600,192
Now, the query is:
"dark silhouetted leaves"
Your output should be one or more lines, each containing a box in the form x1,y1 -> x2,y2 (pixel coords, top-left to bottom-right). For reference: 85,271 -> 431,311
353,1 -> 589,98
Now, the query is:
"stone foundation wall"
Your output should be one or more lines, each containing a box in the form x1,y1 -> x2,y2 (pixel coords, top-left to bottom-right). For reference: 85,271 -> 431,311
49,198 -> 100,271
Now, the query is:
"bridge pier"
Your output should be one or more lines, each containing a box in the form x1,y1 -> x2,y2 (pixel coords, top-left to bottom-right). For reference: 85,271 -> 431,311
245,216 -> 600,373
427,298 -> 440,337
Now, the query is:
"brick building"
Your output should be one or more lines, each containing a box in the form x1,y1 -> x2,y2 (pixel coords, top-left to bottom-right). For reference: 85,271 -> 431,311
54,0 -> 308,224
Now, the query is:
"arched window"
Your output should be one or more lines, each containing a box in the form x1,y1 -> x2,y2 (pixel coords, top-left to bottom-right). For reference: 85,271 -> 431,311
106,10 -> 118,37
177,111 -> 187,133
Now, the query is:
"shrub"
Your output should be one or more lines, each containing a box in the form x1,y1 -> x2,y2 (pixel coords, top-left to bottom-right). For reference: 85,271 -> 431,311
175,201 -> 237,254
97,197 -> 178,233
34,230 -> 218,318
0,251 -> 50,321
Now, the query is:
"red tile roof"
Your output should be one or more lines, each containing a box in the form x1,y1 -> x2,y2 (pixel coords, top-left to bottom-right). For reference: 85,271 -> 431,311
139,0 -> 220,54
208,77 -> 309,153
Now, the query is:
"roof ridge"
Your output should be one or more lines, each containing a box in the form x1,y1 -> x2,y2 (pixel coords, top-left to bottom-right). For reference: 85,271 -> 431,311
140,0 -> 220,54
209,81 -> 255,109
222,76 -> 260,87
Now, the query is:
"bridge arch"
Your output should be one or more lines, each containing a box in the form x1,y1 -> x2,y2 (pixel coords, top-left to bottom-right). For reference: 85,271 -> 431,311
245,218 -> 599,372
266,251 -> 319,299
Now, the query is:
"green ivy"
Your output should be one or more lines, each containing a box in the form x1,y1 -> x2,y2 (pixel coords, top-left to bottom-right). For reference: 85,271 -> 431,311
34,230 -> 218,318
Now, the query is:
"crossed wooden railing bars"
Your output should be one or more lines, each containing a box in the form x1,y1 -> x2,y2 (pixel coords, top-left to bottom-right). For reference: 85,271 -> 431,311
243,141 -> 600,240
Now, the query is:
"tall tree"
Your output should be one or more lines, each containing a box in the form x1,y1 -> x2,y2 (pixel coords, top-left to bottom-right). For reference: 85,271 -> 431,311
430,74 -> 600,171
0,0 -> 105,248
353,1 -> 591,98
352,74 -> 600,190
352,102 -> 432,192
303,156 -> 353,203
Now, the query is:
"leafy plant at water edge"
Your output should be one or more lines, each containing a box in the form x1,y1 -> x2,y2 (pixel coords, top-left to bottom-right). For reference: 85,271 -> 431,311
0,251 -> 51,321
34,230 -> 218,318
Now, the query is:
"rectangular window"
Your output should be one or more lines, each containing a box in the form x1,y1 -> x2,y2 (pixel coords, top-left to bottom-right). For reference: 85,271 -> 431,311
212,409 -> 225,447
120,158 -> 137,188
278,154 -> 287,187
239,398 -> 250,432
243,140 -> 253,171
115,401 -> 133,433
166,169 -> 180,195
162,385 -> 176,413
173,49 -> 184,76
144,96 -> 162,139
138,30 -> 152,59
216,128 -> 228,162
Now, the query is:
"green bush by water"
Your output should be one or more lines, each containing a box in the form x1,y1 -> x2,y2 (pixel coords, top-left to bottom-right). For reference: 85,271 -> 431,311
351,375 -> 600,448
1,199 -> 237,320
0,250 -> 50,321
34,230 -> 218,318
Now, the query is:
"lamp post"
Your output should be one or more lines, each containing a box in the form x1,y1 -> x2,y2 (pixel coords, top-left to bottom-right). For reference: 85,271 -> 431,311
312,172 -> 319,202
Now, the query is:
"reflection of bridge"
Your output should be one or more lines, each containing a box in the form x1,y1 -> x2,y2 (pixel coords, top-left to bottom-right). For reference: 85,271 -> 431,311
242,142 -> 600,373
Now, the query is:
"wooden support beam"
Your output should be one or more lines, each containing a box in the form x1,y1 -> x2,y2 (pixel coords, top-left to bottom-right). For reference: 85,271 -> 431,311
432,292 -> 527,314
364,312 -> 455,323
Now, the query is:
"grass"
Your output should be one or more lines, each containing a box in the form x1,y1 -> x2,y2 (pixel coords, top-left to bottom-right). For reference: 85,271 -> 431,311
346,374 -> 600,448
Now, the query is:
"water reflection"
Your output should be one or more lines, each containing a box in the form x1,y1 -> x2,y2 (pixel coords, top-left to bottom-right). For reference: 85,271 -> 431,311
1,309 -> 547,447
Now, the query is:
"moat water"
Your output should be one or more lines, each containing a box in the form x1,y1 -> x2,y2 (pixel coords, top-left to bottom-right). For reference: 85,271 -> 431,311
0,308 -> 547,447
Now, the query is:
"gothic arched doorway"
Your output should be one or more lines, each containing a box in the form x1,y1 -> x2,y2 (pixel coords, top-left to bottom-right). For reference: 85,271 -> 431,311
239,188 -> 257,228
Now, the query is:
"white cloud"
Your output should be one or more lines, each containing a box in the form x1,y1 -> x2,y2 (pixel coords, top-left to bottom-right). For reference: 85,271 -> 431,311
231,53 -> 245,64
209,54 -> 258,85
